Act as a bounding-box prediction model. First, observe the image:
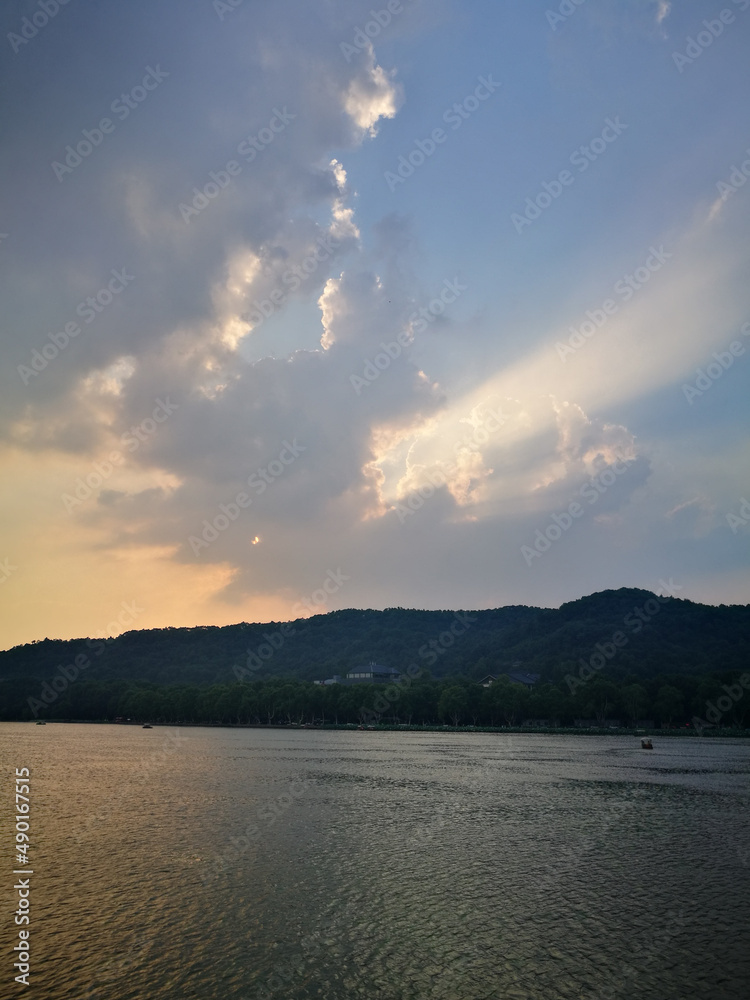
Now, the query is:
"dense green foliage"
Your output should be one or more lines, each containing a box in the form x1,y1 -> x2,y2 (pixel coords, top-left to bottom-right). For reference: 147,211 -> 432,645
1,589 -> 748,727
2,671 -> 748,730
1,589 -> 748,696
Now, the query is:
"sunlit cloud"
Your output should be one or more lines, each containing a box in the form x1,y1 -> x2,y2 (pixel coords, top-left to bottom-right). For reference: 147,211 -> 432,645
656,1 -> 671,25
0,0 -> 748,647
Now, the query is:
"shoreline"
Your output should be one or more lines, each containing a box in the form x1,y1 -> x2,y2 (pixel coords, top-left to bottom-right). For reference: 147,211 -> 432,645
14,719 -> 750,738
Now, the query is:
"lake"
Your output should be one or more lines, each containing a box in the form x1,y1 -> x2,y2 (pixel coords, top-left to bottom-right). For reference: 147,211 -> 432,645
3,724 -> 749,999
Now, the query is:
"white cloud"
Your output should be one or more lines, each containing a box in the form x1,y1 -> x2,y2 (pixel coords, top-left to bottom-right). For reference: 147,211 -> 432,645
1,0 -> 748,643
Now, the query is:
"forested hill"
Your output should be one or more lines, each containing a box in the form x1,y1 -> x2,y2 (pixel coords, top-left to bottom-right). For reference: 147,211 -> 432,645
1,588 -> 748,688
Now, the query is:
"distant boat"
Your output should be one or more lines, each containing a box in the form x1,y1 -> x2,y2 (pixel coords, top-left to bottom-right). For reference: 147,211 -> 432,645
36,720 -> 46,725
142,724 -> 153,729
641,737 -> 653,749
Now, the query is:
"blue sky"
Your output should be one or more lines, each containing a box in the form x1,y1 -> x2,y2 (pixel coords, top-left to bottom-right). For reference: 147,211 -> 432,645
0,0 -> 748,646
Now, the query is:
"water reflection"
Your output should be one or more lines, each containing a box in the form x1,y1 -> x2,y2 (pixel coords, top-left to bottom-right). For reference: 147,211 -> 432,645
2,724 -> 748,999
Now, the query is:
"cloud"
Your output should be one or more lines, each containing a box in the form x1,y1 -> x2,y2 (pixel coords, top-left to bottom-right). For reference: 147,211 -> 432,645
1,0 -> 749,646
7,138 -> 744,616
656,1 -> 671,26
1,8 -> 405,420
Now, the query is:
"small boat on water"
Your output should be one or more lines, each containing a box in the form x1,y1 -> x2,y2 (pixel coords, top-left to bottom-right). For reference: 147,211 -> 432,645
142,724 -> 153,729
36,720 -> 46,725
641,737 -> 653,749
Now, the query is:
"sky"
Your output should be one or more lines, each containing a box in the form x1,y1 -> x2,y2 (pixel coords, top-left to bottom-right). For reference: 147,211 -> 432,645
1,0 -> 749,648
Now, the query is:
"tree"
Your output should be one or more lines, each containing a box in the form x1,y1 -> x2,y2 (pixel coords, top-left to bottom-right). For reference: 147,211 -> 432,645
409,682 -> 439,725
488,679 -> 529,725
528,683 -> 564,724
654,685 -> 683,726
438,686 -> 468,727
215,687 -> 243,723
470,656 -> 491,681
239,686 -> 260,724
621,683 -> 648,725
336,686 -> 363,724
465,683 -> 485,725
584,679 -> 619,725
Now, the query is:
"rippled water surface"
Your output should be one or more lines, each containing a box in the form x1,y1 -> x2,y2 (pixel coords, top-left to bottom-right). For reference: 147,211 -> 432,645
2,724 -> 749,999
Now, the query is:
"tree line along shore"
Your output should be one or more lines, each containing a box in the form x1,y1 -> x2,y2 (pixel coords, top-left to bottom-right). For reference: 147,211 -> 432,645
5,671 -> 749,731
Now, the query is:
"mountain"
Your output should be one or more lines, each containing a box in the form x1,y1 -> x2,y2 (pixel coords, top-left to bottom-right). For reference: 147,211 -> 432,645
1,588 -> 748,689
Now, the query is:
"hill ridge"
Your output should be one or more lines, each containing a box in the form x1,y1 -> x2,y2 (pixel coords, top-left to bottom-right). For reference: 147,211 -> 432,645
1,588 -> 748,689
